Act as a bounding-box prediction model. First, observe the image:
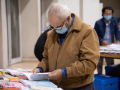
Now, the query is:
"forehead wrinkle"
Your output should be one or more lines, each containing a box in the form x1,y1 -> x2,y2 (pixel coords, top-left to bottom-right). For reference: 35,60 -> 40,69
49,16 -> 63,28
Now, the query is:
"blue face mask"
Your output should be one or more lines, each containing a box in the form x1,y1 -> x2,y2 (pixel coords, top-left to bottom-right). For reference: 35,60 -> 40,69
104,15 -> 112,21
55,25 -> 68,34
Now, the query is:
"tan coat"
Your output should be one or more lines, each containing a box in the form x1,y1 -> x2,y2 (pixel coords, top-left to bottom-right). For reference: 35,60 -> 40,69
37,13 -> 100,90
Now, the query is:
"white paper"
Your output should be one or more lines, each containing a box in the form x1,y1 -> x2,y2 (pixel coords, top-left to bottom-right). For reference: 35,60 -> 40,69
23,72 -> 50,81
54,88 -> 63,90
31,85 -> 54,90
20,86 -> 31,90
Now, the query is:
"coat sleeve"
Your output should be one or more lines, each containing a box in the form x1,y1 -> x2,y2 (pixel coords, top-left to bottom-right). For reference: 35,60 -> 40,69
66,28 -> 100,77
94,21 -> 104,44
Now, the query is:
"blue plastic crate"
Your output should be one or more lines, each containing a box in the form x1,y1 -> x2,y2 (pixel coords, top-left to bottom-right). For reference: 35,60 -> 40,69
94,74 -> 119,90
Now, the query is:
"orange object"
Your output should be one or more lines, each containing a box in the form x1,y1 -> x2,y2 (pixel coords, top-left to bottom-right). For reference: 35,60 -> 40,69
0,88 -> 19,90
7,77 -> 20,82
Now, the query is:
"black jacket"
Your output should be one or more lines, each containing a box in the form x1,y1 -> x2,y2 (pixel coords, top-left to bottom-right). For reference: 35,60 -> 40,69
34,29 -> 51,62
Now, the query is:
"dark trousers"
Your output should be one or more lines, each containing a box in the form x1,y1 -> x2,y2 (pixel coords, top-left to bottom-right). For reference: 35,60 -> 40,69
97,57 -> 114,74
73,82 -> 94,90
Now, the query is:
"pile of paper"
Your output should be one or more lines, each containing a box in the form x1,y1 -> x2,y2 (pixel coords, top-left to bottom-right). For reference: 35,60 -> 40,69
100,44 -> 120,54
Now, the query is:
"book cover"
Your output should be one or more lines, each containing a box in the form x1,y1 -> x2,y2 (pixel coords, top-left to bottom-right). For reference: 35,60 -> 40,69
19,75 -> 28,80
0,88 -> 19,90
0,83 -> 3,89
0,76 -> 9,83
1,82 -> 25,88
0,72 -> 5,76
5,68 -> 32,76
5,69 -> 23,76
7,77 -> 20,82
20,79 -> 58,88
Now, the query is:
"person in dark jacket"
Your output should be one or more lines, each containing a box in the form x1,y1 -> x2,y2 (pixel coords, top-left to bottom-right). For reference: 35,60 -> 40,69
34,29 -> 51,62
94,6 -> 119,74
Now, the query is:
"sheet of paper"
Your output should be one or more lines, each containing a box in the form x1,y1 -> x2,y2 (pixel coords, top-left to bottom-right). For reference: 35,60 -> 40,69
31,85 -> 54,90
23,72 -> 50,81
20,86 -> 31,90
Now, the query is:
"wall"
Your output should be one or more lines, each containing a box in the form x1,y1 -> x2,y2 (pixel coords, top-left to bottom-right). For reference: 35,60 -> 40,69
100,0 -> 120,18
0,3 -> 3,68
99,3 -> 103,19
0,0 -> 8,69
58,0 -> 80,17
81,0 -> 100,27
20,0 -> 41,61
42,0 -> 80,31
42,0 -> 58,31
42,0 -> 101,29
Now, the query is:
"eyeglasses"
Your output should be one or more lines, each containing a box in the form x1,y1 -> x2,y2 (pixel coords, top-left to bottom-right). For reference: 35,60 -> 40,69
49,25 -> 62,30
49,20 -> 66,30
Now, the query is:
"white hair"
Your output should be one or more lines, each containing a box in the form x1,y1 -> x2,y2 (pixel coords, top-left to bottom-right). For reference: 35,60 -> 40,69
47,3 -> 71,21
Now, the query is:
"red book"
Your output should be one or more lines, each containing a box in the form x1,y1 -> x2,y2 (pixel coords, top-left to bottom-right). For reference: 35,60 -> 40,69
18,75 -> 28,80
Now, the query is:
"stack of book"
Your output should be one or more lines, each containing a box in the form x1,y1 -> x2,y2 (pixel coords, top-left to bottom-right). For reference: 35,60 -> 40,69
100,43 -> 120,54
0,68 -> 62,90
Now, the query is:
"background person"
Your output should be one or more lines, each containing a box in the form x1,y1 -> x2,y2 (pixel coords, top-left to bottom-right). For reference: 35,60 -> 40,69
34,29 -> 51,62
94,6 -> 119,74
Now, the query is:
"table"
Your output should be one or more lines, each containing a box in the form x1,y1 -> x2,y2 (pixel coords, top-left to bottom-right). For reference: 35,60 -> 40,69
100,53 -> 120,59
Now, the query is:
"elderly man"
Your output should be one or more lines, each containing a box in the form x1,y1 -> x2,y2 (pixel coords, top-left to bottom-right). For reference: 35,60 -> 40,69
31,3 -> 99,90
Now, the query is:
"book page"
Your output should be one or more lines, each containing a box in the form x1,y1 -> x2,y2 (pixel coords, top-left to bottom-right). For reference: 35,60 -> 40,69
31,85 -> 54,90
23,72 -> 50,81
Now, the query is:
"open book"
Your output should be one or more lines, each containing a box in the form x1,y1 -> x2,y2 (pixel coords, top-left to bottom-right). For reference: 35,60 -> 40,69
23,72 -> 50,81
5,68 -> 50,81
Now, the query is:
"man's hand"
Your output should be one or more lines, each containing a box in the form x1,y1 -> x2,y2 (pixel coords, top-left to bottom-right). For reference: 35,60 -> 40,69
102,40 -> 108,45
115,41 -> 120,43
48,69 -> 62,81
30,68 -> 41,73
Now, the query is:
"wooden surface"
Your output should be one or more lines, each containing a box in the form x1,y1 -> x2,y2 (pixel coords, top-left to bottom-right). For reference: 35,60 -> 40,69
100,53 -> 120,59
0,88 -> 19,90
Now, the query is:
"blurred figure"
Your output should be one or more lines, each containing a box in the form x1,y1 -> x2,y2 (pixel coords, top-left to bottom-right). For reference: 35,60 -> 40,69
94,6 -> 119,74
34,29 -> 51,62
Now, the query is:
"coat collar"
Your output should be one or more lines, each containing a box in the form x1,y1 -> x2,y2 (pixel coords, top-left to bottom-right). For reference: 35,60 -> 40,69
69,13 -> 82,32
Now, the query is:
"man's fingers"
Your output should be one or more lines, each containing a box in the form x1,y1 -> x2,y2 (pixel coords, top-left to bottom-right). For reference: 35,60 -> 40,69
34,69 -> 40,73
48,73 -> 52,77
30,69 -> 35,73
34,69 -> 38,73
48,72 -> 55,77
48,72 -> 55,80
